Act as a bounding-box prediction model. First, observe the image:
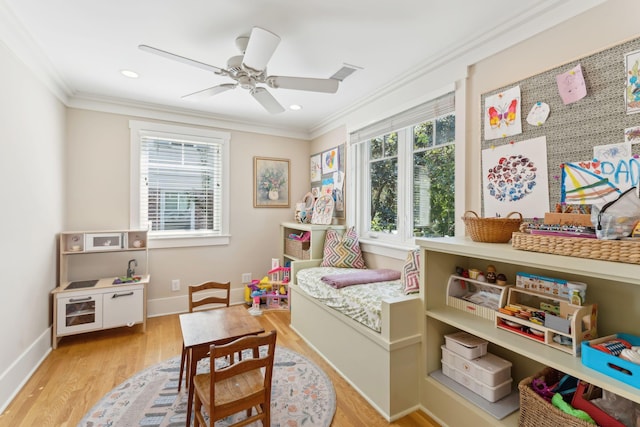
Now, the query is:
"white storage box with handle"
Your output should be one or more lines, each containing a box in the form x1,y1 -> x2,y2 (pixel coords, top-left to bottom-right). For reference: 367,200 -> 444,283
441,359 -> 512,402
444,331 -> 488,360
441,345 -> 512,386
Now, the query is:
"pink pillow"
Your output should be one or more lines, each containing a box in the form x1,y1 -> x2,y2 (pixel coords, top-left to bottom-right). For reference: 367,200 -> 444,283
402,249 -> 420,294
320,227 -> 366,269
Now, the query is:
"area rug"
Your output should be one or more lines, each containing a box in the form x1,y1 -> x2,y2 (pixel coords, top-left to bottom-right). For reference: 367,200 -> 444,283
79,346 -> 336,427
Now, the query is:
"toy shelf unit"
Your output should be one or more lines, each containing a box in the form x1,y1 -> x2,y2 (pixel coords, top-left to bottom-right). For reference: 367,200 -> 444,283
495,287 -> 597,356
417,236 -> 640,427
446,275 -> 511,321
281,222 -> 345,265
53,229 -> 150,349
61,230 -> 147,254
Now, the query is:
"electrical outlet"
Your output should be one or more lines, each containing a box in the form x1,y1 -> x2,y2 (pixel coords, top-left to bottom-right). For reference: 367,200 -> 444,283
171,279 -> 180,291
241,273 -> 252,283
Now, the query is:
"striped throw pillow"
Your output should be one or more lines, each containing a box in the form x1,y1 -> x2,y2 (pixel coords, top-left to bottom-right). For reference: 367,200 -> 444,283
402,249 -> 420,294
320,227 -> 366,269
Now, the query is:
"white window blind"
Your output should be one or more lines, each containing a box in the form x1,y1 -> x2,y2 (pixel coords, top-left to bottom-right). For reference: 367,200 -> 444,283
350,92 -> 455,144
130,121 -> 230,246
140,134 -> 222,234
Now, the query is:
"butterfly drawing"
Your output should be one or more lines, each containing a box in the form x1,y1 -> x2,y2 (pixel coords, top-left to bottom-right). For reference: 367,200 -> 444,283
488,99 -> 518,129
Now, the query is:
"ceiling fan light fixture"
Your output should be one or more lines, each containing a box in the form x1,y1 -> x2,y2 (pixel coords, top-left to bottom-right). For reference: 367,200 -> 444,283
140,26 -> 340,114
242,27 -> 281,73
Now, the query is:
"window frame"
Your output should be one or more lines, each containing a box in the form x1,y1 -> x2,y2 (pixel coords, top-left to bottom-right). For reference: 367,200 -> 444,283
350,92 -> 456,250
129,120 -> 231,248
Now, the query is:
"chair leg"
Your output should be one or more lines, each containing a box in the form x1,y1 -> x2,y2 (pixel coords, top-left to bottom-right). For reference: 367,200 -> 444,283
178,343 -> 186,392
193,392 -> 202,427
262,403 -> 270,427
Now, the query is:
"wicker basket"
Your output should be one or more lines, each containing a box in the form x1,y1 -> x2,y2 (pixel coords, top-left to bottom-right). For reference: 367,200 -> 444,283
285,238 -> 310,260
519,367 -> 593,427
462,211 -> 523,243
512,232 -> 640,264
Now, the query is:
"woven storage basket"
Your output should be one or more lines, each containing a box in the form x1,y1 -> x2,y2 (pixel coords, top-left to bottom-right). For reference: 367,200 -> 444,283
285,239 -> 310,259
462,211 -> 523,243
512,232 -> 640,264
519,367 -> 593,427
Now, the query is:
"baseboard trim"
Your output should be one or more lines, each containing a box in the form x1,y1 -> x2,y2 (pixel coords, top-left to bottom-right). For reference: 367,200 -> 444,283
2,289 -> 249,414
0,327 -> 51,414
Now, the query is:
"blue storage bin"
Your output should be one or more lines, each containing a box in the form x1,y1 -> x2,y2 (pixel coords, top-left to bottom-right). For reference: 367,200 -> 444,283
581,333 -> 640,389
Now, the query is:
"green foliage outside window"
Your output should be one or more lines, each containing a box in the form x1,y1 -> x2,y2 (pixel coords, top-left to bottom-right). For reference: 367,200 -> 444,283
369,114 -> 455,237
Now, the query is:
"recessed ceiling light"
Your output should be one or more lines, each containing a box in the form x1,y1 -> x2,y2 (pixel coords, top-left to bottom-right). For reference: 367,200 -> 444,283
289,104 -> 302,111
120,69 -> 139,79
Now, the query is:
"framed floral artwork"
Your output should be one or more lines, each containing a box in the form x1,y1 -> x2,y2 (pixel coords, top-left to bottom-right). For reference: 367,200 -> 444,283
254,157 -> 290,208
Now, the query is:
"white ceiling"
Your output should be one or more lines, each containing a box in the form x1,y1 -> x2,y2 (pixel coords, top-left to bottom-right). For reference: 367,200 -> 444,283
1,0 -> 602,137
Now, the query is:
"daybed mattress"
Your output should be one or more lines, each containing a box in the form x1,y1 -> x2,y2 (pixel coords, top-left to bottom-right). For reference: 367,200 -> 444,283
296,266 -> 404,332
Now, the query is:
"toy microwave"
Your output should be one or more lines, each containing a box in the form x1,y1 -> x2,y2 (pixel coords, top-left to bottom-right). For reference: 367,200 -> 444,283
84,232 -> 126,251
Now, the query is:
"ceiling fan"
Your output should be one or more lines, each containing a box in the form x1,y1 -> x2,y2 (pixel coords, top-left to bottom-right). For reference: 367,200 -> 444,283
139,27 -> 340,114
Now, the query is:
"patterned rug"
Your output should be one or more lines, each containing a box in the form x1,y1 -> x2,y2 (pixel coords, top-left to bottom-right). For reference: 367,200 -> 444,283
79,346 -> 336,427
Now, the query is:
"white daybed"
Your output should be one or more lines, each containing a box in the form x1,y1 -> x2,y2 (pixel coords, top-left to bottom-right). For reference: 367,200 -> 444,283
289,259 -> 422,421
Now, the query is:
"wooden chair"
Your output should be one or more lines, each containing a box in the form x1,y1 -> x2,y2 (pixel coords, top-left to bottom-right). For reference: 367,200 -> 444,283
178,281 -> 231,392
192,330 -> 277,427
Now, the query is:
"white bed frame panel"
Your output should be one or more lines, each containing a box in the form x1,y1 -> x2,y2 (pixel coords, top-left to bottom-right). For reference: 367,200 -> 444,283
289,260 -> 422,421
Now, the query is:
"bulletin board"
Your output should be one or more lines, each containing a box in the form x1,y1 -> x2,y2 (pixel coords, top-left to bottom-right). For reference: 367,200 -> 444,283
480,36 -> 640,218
310,144 -> 346,219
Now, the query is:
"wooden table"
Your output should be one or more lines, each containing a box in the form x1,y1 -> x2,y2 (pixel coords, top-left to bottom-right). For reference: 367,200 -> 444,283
179,305 -> 265,426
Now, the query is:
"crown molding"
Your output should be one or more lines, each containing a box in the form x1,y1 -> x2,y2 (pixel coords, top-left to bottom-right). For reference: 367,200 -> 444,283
1,0 -> 604,140
0,0 -> 71,104
69,94 -> 312,140
310,0 -> 606,139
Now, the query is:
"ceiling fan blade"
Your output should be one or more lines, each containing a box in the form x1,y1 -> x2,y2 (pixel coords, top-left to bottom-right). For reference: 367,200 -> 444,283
139,44 -> 227,75
182,83 -> 237,100
267,76 -> 339,93
251,87 -> 285,114
242,27 -> 281,72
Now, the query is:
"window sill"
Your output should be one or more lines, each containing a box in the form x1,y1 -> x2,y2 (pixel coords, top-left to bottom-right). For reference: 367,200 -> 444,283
148,233 -> 230,249
358,237 -> 417,260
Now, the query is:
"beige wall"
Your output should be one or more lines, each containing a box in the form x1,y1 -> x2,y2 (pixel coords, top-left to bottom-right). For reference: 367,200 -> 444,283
0,41 -> 65,409
65,109 -> 309,310
465,1 -> 640,212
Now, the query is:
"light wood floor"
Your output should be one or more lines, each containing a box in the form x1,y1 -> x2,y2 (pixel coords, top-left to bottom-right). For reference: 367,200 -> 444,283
0,310 -> 439,427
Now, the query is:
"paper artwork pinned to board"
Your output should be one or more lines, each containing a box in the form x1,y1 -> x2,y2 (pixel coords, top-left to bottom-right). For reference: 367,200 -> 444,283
526,102 -> 550,126
321,177 -> 334,195
625,49 -> 640,114
484,85 -> 522,141
561,161 -> 621,205
625,125 -> 640,143
482,136 -> 549,218
310,154 -> 322,182
593,142 -> 632,161
332,171 -> 345,212
556,64 -> 587,105
321,148 -> 339,174
562,140 -> 640,205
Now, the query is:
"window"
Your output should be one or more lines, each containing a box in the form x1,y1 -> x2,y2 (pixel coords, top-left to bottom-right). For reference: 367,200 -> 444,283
351,92 -> 455,245
130,121 -> 230,247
